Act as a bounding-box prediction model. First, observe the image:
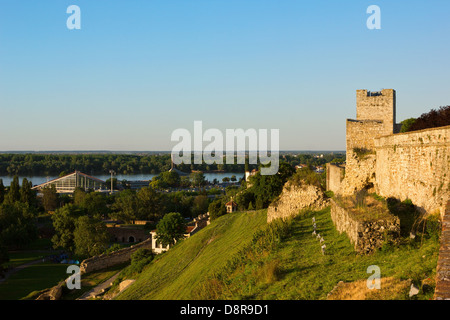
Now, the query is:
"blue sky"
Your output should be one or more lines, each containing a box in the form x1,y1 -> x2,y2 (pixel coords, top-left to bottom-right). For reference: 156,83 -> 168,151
0,0 -> 449,151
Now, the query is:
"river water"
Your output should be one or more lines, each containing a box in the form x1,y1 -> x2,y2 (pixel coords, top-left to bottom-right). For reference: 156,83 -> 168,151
0,172 -> 245,187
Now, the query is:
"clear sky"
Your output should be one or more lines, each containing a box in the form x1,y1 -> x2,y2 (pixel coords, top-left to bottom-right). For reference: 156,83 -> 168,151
0,0 -> 449,151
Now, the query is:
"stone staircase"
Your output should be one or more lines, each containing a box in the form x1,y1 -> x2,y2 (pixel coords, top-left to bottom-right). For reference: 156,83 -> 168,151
434,201 -> 450,300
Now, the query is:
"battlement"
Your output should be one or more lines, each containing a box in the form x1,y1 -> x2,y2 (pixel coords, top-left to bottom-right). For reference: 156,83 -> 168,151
355,89 -> 396,136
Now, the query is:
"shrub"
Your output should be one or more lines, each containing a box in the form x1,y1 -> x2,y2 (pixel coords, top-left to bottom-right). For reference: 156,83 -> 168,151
122,248 -> 154,278
352,148 -> 375,160
289,167 -> 321,188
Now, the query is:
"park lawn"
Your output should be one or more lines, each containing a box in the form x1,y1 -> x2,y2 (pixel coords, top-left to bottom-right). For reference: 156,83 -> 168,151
4,250 -> 54,269
0,262 -> 69,300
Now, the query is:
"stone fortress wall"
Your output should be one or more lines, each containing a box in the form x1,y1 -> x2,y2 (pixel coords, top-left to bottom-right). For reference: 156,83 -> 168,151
80,238 -> 153,274
267,182 -> 329,222
329,89 -> 450,218
374,125 -> 450,215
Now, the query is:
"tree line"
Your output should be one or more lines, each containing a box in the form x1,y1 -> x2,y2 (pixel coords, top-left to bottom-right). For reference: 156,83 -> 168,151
0,152 -> 343,177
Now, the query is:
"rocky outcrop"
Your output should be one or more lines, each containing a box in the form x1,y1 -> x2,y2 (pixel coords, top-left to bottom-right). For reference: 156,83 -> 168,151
267,181 -> 329,223
35,281 -> 65,300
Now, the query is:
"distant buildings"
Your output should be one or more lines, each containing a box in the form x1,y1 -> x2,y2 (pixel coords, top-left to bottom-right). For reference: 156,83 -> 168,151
245,169 -> 258,182
31,170 -> 106,194
225,200 -> 238,213
150,213 -> 210,254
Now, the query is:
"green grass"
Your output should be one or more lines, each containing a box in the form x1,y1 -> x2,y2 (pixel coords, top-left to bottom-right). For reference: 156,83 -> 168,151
0,263 -> 69,300
198,208 -> 440,300
61,262 -> 129,300
3,250 -> 54,269
116,210 -> 267,300
114,207 -> 440,300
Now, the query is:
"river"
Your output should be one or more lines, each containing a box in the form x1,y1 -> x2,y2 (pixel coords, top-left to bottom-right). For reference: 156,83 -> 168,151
0,172 -> 245,187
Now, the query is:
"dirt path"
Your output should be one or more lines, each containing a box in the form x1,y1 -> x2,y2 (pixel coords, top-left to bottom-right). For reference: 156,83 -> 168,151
77,271 -> 122,300
0,259 -> 45,284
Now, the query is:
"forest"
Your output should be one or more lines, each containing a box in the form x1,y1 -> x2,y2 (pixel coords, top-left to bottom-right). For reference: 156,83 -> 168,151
0,152 -> 344,176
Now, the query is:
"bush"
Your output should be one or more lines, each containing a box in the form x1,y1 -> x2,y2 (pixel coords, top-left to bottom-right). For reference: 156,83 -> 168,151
289,167 -> 321,188
105,243 -> 123,254
122,248 -> 154,278
208,199 -> 227,221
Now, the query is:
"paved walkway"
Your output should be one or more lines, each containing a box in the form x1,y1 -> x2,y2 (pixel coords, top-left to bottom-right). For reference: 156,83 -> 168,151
435,201 -> 450,300
77,271 -> 122,300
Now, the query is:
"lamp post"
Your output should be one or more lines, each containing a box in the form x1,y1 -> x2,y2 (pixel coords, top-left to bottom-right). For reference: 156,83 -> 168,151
109,170 -> 115,194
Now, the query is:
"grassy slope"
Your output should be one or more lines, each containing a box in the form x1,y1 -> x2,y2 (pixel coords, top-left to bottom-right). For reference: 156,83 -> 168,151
116,207 -> 440,300
116,209 -> 267,300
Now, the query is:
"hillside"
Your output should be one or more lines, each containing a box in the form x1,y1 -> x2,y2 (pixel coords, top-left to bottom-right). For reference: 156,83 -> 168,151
116,209 -> 268,300
115,207 -> 440,300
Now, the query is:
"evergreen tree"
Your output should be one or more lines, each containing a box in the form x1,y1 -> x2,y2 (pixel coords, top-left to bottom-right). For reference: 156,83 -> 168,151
0,179 -> 5,204
42,185 -> 59,212
20,178 -> 35,207
5,175 -> 20,204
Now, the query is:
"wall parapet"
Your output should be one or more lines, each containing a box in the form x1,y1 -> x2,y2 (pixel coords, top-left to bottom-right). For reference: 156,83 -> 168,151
80,238 -> 153,274
374,125 -> 450,217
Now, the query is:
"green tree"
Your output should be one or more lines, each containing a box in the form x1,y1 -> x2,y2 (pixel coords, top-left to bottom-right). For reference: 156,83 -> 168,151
155,212 -> 187,246
208,199 -> 227,220
190,172 -> 206,188
5,175 -> 20,204
20,178 -> 35,207
160,171 -> 180,187
111,189 -> 137,223
73,187 -> 87,206
136,187 -> 164,220
51,204 -> 85,252
81,192 -> 109,220
42,185 -> 59,212
0,202 -> 37,248
191,195 -> 209,217
400,118 -> 417,133
73,216 -> 110,258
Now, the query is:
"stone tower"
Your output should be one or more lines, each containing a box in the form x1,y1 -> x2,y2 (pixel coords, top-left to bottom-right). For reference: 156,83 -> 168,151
356,89 -> 396,136
339,89 -> 399,195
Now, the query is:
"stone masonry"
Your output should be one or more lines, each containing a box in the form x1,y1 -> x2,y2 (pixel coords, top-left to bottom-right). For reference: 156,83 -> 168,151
327,88 -> 450,298
329,89 -> 450,218
330,199 -> 400,254
435,201 -> 450,300
267,181 -> 329,223
80,238 -> 153,274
